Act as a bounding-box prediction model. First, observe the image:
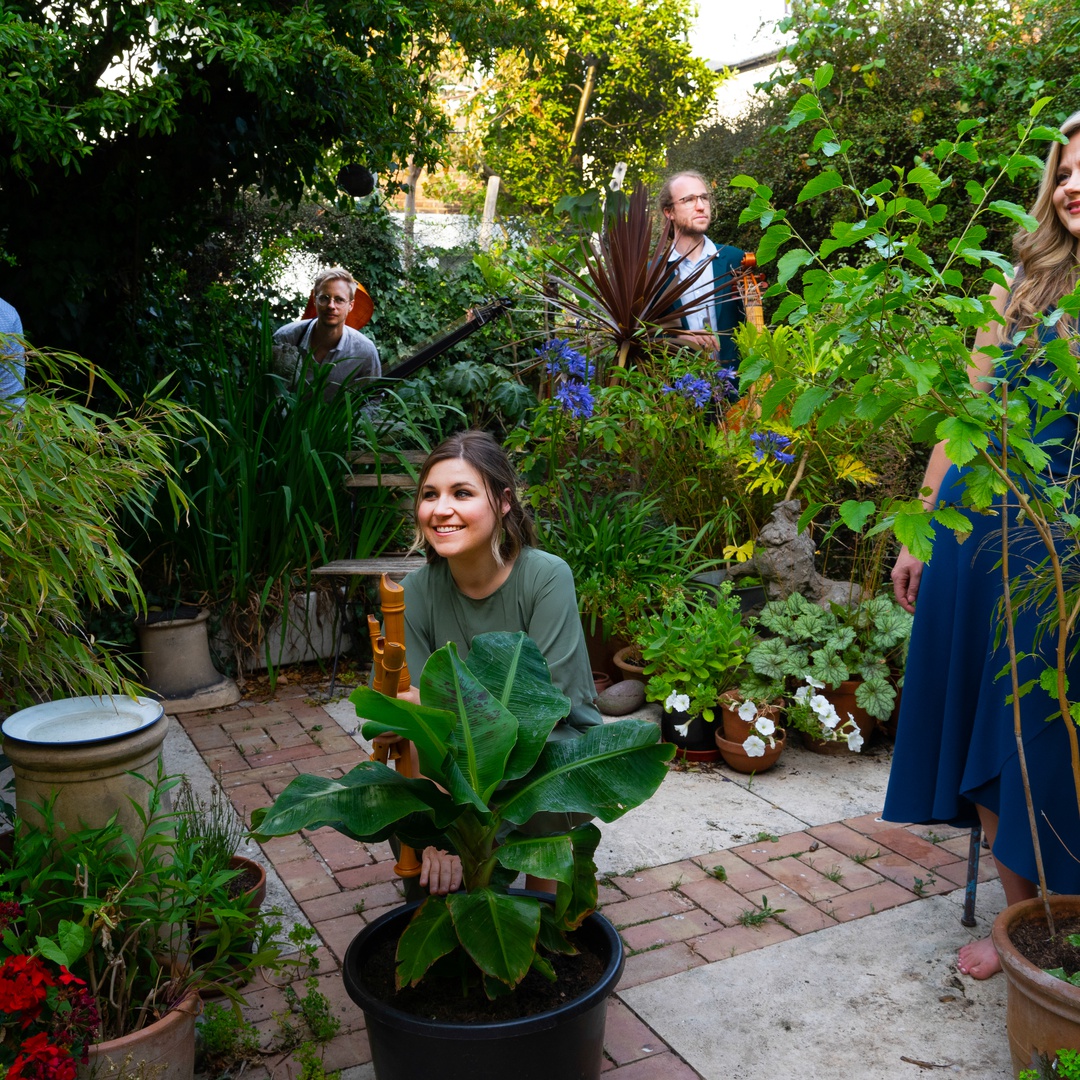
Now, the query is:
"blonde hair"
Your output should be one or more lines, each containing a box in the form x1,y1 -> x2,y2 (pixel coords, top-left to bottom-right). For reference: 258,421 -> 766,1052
312,267 -> 357,300
1006,110 -> 1080,334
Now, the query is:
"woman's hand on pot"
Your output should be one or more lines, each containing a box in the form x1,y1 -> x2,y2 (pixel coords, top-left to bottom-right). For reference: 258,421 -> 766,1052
420,847 -> 462,895
891,547 -> 924,614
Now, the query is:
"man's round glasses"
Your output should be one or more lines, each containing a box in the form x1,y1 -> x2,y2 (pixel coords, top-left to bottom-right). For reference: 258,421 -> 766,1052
675,193 -> 711,207
315,293 -> 351,306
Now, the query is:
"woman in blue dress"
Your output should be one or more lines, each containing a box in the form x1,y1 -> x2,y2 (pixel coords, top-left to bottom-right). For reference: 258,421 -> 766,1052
885,109 -> 1080,979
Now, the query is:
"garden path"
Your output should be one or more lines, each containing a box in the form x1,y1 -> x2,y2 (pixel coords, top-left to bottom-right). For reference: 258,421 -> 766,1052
169,672 -> 1013,1080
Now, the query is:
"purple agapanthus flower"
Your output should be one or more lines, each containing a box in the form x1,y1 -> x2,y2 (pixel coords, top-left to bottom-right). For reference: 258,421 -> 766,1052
553,379 -> 595,419
750,429 -> 795,464
663,373 -> 714,409
537,338 -> 594,381
715,366 -> 739,401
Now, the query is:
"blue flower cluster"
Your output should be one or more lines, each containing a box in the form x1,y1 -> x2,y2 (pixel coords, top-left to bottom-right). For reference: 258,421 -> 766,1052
536,338 -> 595,381
715,366 -> 739,401
663,373 -> 714,408
750,429 -> 796,464
537,338 -> 595,419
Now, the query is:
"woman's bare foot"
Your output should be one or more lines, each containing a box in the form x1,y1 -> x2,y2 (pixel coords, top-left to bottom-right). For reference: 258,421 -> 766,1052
957,936 -> 1001,979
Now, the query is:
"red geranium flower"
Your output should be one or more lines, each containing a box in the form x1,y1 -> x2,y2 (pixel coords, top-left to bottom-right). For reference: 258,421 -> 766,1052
0,956 -> 55,1015
6,1032 -> 77,1080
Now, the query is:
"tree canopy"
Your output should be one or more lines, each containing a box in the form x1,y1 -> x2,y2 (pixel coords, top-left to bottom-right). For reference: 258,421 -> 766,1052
0,0 -> 544,367
671,0 -> 1080,280
443,0 -> 721,212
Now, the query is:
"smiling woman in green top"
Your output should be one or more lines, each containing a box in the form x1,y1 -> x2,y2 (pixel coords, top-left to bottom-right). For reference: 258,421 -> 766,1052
393,430 -> 601,894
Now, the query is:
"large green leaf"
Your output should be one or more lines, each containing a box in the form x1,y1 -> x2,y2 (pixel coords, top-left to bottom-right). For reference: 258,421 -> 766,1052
495,832 -> 575,884
251,764 -> 458,842
420,642 -> 520,803
447,889 -> 540,989
463,633 -> 568,781
497,720 -> 674,826
395,897 -> 459,988
351,687 -> 456,779
554,823 -> 601,929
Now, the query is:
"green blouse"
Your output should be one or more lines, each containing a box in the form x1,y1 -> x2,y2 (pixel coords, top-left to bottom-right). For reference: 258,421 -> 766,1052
401,547 -> 603,734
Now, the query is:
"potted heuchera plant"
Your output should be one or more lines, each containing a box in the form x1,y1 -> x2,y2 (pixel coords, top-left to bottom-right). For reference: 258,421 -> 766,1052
745,592 -> 912,726
252,632 -> 674,1080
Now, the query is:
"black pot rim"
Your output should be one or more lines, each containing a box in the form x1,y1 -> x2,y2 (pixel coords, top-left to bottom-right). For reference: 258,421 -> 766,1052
342,892 -> 625,1039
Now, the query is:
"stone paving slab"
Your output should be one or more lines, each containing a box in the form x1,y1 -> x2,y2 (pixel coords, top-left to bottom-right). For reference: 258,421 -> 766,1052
172,680 -> 1009,1080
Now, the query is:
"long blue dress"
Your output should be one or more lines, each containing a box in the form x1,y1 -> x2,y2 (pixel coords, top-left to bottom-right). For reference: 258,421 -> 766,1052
883,329 -> 1080,893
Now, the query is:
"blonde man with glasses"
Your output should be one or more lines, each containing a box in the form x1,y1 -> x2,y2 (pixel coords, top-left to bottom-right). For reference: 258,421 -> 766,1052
272,267 -> 380,398
658,171 -> 745,364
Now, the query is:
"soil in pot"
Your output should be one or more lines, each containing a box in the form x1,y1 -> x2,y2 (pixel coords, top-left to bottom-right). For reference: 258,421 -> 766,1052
1011,913 -> 1080,973
359,931 -> 605,1024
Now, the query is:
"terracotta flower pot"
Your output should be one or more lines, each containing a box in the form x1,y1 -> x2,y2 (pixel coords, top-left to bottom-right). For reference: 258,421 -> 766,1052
800,680 -> 876,754
718,694 -> 783,745
992,895 -> 1080,1076
612,645 -> 647,683
714,726 -> 786,774
592,671 -> 613,696
82,990 -> 201,1080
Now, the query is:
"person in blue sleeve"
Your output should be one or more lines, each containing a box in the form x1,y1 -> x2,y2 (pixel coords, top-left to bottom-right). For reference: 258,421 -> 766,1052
0,296 -> 25,412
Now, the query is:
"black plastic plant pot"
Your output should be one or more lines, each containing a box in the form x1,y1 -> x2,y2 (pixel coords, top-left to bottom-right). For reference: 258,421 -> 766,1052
342,897 -> 625,1080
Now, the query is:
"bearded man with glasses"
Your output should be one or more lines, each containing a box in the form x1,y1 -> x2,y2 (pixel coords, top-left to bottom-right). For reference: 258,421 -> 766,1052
272,267 -> 381,398
658,171 -> 745,365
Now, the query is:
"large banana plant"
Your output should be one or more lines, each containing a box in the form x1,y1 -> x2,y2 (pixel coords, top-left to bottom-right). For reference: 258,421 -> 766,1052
252,631 -> 674,998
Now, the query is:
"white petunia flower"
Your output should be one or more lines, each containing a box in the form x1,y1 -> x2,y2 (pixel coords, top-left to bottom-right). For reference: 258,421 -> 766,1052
742,734 -> 766,757
847,728 -> 864,752
806,676 -> 825,689
809,694 -> 831,715
738,700 -> 758,722
665,692 -> 691,713
673,721 -> 691,738
754,716 -> 776,738
794,685 -> 810,704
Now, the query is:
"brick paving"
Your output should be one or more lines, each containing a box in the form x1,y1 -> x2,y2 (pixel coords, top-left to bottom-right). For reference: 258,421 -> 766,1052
176,683 -> 994,1080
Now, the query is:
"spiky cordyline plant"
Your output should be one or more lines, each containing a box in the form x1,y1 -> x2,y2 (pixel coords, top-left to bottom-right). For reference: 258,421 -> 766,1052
537,184 -> 740,377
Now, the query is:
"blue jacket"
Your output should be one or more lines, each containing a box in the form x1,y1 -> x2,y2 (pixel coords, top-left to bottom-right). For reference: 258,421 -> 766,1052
667,243 -> 746,364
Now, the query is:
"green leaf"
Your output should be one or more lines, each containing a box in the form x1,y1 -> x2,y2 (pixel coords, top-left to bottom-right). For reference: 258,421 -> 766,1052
464,633 -> 568,782
893,508 -> 937,562
555,824 -> 601,929
789,385 -> 831,427
448,889 -> 540,989
251,764 -> 458,842
395,897 -> 459,988
988,199 -> 1038,233
37,921 -> 92,968
937,416 -> 989,465
756,224 -> 793,266
497,720 -> 673,827
419,640 -> 521,803
796,170 -> 844,205
1039,666 -> 1066,697
496,832 -> 575,884
775,249 -> 814,288
350,687 -> 455,778
813,63 -> 834,90
838,500 -> 876,533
